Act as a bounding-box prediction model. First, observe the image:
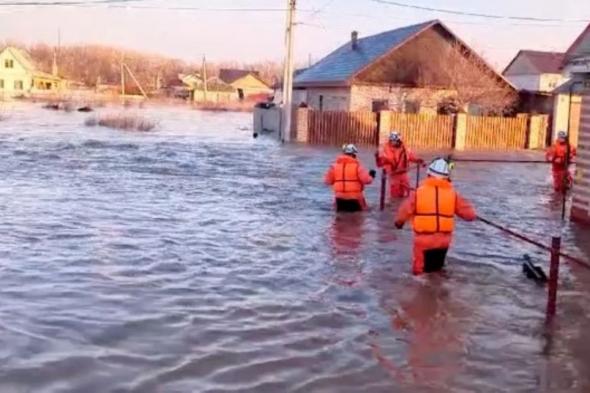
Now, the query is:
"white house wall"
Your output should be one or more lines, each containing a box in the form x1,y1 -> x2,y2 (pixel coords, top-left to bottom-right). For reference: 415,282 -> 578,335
505,74 -> 540,91
305,87 -> 351,111
539,73 -> 568,92
0,50 -> 33,97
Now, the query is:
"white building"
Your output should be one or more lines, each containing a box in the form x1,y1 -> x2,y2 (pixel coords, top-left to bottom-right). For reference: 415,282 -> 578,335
503,50 -> 567,93
0,46 -> 62,98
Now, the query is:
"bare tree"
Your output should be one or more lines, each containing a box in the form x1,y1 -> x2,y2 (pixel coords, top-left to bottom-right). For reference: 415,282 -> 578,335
416,41 -> 518,114
355,30 -> 518,115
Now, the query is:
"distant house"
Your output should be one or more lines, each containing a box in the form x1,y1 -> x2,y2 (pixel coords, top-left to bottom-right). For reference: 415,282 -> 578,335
180,73 -> 236,102
0,46 -> 62,98
181,69 -> 272,103
562,23 -> 590,224
503,50 -> 567,93
293,20 -> 515,114
503,50 -> 568,140
218,69 -> 272,100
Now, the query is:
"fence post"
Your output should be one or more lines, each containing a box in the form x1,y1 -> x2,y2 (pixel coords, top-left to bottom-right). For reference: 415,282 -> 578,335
378,110 -> 391,146
295,108 -> 309,143
546,236 -> 561,324
454,113 -> 468,151
520,113 -> 531,149
528,115 -> 548,150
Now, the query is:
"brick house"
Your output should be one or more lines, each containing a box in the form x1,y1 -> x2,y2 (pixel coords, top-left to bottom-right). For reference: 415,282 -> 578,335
293,20 -> 515,114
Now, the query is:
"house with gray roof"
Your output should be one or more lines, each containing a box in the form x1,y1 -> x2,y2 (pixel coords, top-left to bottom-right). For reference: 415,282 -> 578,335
503,50 -> 567,93
293,20 -> 515,114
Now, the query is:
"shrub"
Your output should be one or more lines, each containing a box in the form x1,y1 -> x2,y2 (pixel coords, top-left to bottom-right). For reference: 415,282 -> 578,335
85,113 -> 156,132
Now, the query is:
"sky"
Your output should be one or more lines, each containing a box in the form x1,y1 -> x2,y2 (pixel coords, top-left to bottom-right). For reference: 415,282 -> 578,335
0,0 -> 589,70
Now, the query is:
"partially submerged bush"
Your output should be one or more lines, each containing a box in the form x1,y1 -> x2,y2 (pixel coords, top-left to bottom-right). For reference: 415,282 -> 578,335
84,113 -> 156,132
84,117 -> 98,127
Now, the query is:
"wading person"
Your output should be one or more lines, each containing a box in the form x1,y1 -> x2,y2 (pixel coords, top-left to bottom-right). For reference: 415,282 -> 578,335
546,131 -> 576,193
324,144 -> 376,212
394,158 -> 476,275
376,131 -> 423,199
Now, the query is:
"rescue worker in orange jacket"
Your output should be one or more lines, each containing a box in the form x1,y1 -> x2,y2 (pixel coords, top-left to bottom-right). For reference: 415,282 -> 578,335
325,144 -> 376,212
546,131 -> 576,193
394,158 -> 476,275
376,131 -> 424,199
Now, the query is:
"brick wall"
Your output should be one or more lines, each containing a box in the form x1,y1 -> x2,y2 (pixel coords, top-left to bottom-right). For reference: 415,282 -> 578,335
349,84 -> 455,113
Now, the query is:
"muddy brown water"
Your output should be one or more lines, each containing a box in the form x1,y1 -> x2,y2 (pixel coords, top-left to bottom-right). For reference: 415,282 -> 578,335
0,104 -> 589,393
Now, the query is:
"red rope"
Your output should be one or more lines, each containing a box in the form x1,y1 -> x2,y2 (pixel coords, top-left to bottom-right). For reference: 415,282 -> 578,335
477,215 -> 590,270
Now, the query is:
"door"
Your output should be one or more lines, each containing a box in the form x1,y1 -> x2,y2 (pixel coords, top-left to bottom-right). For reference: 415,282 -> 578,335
569,97 -> 582,147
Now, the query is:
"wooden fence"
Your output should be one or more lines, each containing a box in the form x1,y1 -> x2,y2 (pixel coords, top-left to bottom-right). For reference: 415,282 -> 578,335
308,110 -> 378,146
390,113 -> 455,149
465,115 -> 528,150
294,109 -> 548,151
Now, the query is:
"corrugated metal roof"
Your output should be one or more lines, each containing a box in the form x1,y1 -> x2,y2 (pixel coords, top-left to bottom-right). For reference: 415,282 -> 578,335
294,20 -> 436,86
565,23 -> 590,64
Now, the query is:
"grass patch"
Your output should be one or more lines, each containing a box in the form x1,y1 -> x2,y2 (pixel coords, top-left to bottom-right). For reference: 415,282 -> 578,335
85,113 -> 157,132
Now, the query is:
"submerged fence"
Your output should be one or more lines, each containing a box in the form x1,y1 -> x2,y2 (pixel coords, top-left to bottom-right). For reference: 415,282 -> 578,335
390,113 -> 455,149
465,115 -> 528,150
308,111 -> 378,146
292,109 -> 548,151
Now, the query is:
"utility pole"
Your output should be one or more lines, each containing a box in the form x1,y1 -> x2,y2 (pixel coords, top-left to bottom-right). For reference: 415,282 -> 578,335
120,53 -> 125,97
52,28 -> 61,77
202,55 -> 208,102
281,0 -> 296,143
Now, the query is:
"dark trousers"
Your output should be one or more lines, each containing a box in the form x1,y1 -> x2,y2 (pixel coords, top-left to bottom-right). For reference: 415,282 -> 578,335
423,248 -> 448,273
335,198 -> 362,213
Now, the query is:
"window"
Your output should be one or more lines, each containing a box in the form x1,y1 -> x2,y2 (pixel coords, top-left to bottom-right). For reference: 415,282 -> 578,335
404,100 -> 420,114
4,59 -> 14,69
0,79 -> 4,89
14,80 -> 23,90
371,99 -> 389,112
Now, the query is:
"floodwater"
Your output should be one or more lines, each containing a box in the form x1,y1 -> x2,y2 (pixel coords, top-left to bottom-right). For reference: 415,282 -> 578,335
0,103 -> 589,393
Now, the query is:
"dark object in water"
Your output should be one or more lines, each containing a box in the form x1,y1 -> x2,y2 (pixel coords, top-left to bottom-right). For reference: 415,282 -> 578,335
522,254 -> 548,283
252,132 -> 259,139
78,106 -> 93,112
44,104 -> 60,110
424,248 -> 448,273
335,198 -> 362,213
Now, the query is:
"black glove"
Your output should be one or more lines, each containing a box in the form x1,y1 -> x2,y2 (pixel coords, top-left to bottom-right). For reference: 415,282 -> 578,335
395,220 -> 404,229
369,169 -> 377,178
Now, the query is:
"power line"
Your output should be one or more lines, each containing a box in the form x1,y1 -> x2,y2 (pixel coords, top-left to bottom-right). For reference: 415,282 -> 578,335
0,0 -> 139,5
370,0 -> 590,23
0,0 -> 312,12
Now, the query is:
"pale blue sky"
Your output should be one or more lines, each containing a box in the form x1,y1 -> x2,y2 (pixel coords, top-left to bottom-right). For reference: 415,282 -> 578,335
0,0 -> 588,69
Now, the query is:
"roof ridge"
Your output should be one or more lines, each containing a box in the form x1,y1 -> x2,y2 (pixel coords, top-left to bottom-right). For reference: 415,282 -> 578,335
354,19 -> 439,43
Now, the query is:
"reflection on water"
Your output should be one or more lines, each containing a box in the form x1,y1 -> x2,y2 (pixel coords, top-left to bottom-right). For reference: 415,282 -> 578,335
0,104 -> 589,392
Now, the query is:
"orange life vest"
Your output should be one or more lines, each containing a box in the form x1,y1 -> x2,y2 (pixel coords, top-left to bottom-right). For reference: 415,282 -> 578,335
413,178 -> 456,234
550,143 -> 570,168
380,143 -> 409,174
332,159 -> 363,198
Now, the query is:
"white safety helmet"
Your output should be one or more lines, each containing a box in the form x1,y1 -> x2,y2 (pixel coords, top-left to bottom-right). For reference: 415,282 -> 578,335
342,143 -> 358,155
389,131 -> 401,143
557,131 -> 567,141
427,158 -> 451,179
